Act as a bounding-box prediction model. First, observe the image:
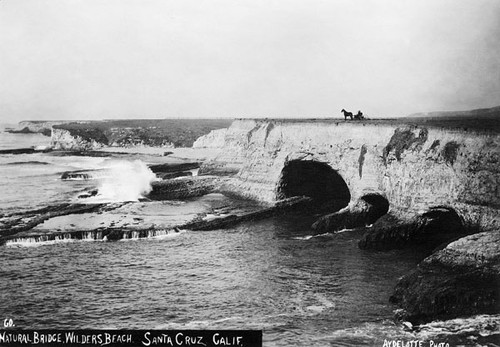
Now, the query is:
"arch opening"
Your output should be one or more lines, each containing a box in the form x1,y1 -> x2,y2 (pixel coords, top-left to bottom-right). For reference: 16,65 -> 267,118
360,193 -> 390,224
276,160 -> 350,211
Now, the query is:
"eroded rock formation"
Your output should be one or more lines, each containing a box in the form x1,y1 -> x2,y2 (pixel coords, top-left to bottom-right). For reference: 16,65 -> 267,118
358,206 -> 468,251
200,119 -> 500,213
194,118 -> 500,324
148,176 -> 224,200
312,194 -> 389,232
390,231 -> 500,323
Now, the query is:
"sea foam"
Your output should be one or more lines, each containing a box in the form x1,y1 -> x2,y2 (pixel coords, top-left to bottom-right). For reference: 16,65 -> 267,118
82,160 -> 158,203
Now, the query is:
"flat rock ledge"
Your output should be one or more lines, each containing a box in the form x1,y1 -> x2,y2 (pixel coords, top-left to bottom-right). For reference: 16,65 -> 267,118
390,231 -> 500,324
183,196 -> 313,231
148,176 -> 225,200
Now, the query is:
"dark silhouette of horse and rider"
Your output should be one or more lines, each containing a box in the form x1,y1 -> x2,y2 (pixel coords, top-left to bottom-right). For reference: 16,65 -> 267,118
341,109 -> 365,120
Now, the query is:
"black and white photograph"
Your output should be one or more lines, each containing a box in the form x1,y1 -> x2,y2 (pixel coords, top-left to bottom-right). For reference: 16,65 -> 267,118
0,1 -> 499,346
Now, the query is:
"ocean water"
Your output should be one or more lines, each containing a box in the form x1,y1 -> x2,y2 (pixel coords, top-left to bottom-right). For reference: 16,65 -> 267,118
0,129 -> 452,346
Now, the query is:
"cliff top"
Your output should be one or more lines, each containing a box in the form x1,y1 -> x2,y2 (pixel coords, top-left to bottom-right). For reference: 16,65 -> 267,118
237,115 -> 500,133
17,106 -> 500,133
235,106 -> 500,133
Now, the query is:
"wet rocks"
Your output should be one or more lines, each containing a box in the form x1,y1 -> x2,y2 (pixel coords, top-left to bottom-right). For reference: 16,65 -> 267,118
0,148 -> 38,154
390,231 -> 500,324
77,189 -> 99,199
358,206 -> 467,251
0,203 -> 114,243
182,196 -> 313,231
312,194 -> 389,232
60,162 -> 200,181
149,162 -> 200,174
156,171 -> 193,180
413,314 -> 500,344
149,162 -> 200,180
0,147 -> 53,154
148,176 -> 224,200
61,169 -> 105,180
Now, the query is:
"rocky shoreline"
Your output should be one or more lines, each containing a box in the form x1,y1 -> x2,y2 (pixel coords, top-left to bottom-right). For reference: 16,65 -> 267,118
390,231 -> 500,324
2,113 -> 500,340
192,115 -> 500,331
309,194 -> 499,326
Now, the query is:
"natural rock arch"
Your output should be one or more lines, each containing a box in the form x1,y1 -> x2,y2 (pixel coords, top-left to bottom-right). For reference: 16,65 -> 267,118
359,193 -> 390,224
276,159 -> 351,211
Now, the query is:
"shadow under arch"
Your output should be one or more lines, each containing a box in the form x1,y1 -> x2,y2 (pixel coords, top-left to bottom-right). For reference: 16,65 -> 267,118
276,159 -> 351,212
360,193 -> 390,224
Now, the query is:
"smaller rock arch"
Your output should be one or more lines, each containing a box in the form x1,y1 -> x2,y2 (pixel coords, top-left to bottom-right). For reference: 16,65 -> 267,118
359,193 -> 390,224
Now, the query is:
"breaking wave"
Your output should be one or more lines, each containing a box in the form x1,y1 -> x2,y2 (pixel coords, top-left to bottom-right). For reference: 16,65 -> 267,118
5,228 -> 185,247
75,160 -> 158,203
292,229 -> 355,240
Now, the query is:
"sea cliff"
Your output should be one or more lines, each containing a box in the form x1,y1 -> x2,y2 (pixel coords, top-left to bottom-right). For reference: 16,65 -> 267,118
200,119 -> 499,211
196,117 -> 500,323
51,119 -> 232,150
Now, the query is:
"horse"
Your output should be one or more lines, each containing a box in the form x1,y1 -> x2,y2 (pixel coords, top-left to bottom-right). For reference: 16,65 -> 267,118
341,109 -> 353,120
354,111 -> 364,120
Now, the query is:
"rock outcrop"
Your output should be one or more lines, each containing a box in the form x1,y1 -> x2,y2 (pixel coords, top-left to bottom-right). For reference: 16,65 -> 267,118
0,203 -> 112,241
148,176 -> 224,201
182,196 -> 313,231
390,231 -> 500,323
312,194 -> 390,232
148,162 -> 200,180
358,206 -> 468,251
52,127 -> 107,150
0,148 -> 48,154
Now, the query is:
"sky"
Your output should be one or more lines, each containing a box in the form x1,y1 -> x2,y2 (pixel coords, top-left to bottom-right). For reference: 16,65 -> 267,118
0,0 -> 499,121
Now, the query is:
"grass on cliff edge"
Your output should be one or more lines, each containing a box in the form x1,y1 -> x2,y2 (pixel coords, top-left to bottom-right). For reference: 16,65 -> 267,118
53,119 -> 233,147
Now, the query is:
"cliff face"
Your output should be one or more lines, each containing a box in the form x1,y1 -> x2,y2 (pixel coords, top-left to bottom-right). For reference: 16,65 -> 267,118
10,121 -> 68,136
201,119 -> 500,216
51,127 -> 106,150
50,119 -> 233,150
193,128 -> 227,148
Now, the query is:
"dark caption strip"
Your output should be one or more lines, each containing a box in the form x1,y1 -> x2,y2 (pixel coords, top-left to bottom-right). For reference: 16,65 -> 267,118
0,330 -> 262,347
